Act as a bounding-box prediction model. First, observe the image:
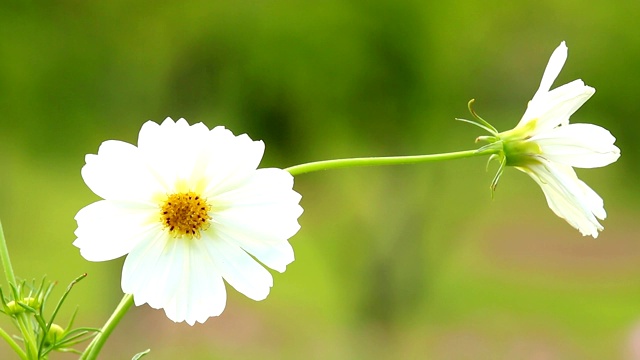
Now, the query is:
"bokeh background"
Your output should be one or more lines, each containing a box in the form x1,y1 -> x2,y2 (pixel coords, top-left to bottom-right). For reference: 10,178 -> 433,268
1,1 -> 639,359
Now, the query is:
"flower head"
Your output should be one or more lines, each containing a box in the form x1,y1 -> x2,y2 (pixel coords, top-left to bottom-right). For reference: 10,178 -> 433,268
461,41 -> 620,238
74,118 -> 303,324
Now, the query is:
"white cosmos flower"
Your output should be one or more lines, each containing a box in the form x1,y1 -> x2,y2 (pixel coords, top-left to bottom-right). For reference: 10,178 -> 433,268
466,41 -> 620,238
73,118 -> 303,325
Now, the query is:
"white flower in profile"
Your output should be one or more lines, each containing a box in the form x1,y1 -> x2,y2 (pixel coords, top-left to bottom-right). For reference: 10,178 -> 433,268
74,118 -> 303,325
461,41 -> 620,238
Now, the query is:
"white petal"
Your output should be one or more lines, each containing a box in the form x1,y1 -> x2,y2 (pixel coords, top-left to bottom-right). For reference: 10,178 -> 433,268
535,82 -> 595,131
211,169 -> 302,241
200,129 -> 266,196
518,161 -> 604,237
81,140 -> 163,202
122,232 -> 227,325
215,224 -> 295,273
533,123 -> 620,168
533,41 -> 568,100
73,200 -> 158,261
518,81 -> 594,131
137,118 -> 213,191
121,231 -> 178,307
211,169 -> 302,237
209,168 -> 302,271
213,208 -> 300,270
138,119 -> 266,194
215,201 -> 302,241
211,168 -> 298,204
202,233 -> 274,301
577,178 -> 606,220
162,238 -> 228,325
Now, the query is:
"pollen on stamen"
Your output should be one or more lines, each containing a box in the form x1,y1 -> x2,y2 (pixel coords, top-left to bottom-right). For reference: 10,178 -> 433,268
160,191 -> 212,239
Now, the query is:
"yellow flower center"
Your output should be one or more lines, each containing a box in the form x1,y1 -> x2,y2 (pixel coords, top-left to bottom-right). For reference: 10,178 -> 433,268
160,192 -> 212,238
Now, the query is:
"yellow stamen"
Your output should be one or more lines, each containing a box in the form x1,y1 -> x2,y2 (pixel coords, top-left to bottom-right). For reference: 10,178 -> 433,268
160,192 -> 212,238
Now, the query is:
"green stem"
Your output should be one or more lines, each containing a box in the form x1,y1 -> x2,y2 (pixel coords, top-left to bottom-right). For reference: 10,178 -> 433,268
16,314 -> 38,359
0,221 -> 18,297
81,294 -> 134,360
285,148 -> 497,176
0,221 -> 39,358
0,326 -> 27,360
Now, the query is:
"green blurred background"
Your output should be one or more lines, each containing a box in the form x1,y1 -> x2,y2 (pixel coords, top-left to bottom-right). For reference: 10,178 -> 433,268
1,1 -> 639,359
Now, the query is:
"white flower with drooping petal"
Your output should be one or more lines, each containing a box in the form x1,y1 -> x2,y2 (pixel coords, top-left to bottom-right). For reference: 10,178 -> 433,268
74,118 -> 303,325
462,41 -> 620,238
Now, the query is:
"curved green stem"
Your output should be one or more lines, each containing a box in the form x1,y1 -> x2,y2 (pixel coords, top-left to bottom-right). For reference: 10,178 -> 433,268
285,148 -> 498,176
81,294 -> 134,360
